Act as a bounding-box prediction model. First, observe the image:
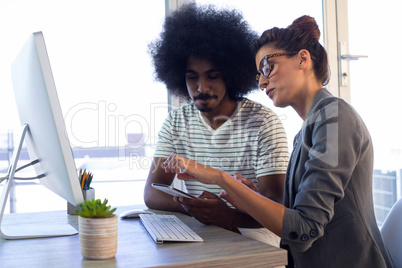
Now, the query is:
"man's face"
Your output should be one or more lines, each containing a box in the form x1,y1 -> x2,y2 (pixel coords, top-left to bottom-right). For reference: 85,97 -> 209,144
185,57 -> 228,113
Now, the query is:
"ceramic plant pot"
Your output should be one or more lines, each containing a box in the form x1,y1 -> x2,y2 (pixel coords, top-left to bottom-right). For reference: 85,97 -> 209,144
78,215 -> 118,260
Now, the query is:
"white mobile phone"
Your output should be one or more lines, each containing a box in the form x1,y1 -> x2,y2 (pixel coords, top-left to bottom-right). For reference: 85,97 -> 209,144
151,183 -> 194,199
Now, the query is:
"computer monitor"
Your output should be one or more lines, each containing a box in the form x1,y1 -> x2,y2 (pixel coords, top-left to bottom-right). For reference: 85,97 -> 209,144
0,31 -> 85,239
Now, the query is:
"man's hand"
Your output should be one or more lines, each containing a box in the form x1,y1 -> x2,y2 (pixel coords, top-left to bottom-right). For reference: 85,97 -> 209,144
174,191 -> 240,233
144,157 -> 187,213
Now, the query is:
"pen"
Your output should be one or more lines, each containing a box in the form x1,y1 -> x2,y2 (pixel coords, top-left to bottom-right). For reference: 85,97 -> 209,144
81,170 -> 87,190
87,173 -> 93,190
81,176 -> 85,190
85,174 -> 90,190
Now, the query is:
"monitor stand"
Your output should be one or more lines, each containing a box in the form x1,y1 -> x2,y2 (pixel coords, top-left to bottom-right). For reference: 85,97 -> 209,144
0,124 -> 78,240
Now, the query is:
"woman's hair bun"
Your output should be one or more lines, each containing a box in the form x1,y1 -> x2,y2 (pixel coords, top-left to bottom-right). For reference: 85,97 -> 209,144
288,15 -> 320,40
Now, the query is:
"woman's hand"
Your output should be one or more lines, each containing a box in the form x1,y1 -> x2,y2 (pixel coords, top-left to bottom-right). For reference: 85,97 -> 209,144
220,173 -> 258,212
234,172 -> 258,192
163,153 -> 223,185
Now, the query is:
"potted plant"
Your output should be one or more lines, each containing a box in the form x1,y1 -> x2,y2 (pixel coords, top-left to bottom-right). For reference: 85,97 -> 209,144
76,198 -> 118,260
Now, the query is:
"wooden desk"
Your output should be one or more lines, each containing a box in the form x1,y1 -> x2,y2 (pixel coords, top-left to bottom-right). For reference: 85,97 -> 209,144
0,206 -> 287,267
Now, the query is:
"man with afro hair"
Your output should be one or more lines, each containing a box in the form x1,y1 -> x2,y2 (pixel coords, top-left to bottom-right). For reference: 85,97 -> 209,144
144,3 -> 289,247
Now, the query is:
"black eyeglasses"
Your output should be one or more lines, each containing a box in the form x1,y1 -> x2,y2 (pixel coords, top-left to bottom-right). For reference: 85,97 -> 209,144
256,52 -> 298,81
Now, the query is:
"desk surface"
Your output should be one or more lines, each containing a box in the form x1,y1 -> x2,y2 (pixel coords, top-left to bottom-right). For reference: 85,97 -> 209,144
0,206 -> 287,268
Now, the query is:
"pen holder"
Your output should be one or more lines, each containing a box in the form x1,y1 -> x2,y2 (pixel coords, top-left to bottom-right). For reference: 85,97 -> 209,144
67,188 -> 95,215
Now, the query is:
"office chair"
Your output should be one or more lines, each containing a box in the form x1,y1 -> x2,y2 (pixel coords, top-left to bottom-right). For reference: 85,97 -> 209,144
380,198 -> 402,267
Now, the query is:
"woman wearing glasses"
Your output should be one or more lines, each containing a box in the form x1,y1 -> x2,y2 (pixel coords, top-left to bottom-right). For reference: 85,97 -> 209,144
163,15 -> 394,267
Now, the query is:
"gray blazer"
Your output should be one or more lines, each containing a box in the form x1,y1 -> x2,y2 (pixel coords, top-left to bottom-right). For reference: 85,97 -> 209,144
280,89 -> 394,268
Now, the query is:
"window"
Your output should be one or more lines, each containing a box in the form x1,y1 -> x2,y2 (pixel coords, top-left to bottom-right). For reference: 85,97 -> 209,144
0,1 -> 167,212
348,0 -> 401,226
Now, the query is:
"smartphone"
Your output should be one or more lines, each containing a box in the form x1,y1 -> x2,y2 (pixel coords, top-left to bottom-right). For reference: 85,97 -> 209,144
151,183 -> 194,199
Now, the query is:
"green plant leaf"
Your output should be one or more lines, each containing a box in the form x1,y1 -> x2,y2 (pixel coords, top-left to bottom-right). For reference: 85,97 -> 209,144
75,198 -> 116,218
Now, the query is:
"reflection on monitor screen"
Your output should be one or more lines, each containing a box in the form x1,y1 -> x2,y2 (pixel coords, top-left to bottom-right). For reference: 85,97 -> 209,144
0,31 -> 84,239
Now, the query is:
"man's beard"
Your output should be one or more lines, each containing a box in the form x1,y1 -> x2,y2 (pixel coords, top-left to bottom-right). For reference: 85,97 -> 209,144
193,93 -> 218,112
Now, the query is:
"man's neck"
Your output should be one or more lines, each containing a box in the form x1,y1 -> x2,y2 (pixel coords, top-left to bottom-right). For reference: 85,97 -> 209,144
201,99 -> 240,130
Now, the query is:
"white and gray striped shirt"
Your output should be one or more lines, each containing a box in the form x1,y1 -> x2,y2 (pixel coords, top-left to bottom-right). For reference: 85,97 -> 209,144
154,98 -> 289,196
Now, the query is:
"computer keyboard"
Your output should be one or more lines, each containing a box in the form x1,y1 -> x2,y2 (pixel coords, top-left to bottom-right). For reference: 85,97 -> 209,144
139,213 -> 203,243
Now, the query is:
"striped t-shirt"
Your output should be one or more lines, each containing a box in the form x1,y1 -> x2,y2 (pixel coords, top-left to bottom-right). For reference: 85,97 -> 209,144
154,98 -> 289,196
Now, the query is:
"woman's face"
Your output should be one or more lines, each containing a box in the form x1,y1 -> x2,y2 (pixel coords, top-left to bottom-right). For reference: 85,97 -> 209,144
255,44 -> 302,108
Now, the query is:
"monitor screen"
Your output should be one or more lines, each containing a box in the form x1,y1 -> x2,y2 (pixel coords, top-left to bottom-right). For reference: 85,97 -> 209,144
0,31 -> 85,239
10,31 -> 84,206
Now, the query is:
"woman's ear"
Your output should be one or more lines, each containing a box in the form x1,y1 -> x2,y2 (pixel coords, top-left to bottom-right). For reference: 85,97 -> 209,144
298,49 -> 311,69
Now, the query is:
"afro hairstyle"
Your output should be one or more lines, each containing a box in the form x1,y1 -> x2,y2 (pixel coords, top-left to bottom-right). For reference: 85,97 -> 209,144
148,3 -> 259,100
